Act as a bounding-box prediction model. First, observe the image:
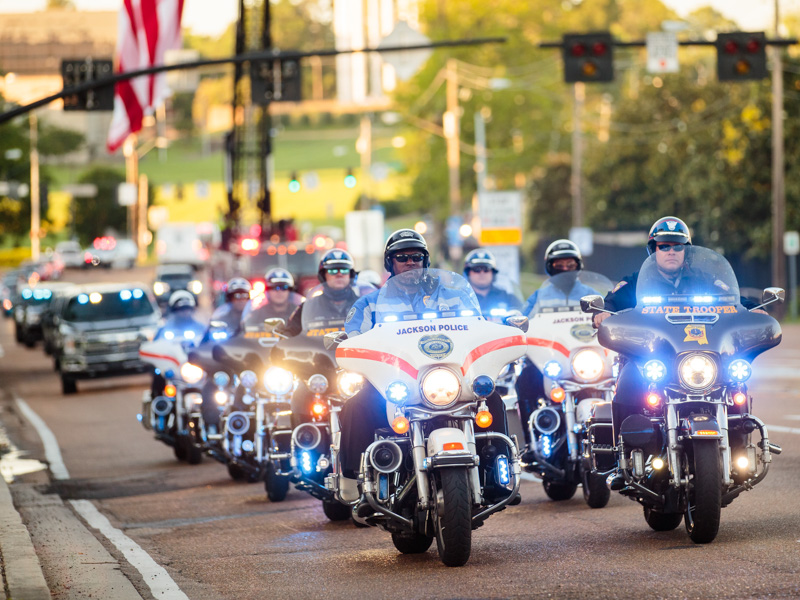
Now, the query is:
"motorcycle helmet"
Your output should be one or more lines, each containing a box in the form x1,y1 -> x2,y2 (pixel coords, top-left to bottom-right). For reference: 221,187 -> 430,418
356,269 -> 383,288
168,290 -> 196,311
544,239 -> 583,276
463,249 -> 498,277
317,249 -> 356,283
383,229 -> 430,274
647,216 -> 692,255
265,267 -> 294,290
225,277 -> 252,301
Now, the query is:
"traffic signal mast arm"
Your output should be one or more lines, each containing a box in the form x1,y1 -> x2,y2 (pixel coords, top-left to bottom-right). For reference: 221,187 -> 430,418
0,36 -> 506,125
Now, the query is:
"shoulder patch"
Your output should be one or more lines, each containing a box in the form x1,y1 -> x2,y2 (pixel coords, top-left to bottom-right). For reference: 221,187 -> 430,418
345,306 -> 356,323
612,280 -> 628,293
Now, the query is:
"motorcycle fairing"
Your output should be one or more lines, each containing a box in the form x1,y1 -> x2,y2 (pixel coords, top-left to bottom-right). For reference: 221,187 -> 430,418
139,338 -> 188,375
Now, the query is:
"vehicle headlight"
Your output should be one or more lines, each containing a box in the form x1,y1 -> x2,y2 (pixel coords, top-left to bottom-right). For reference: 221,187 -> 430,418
421,368 -> 461,408
180,362 -> 205,384
678,353 -> 717,391
543,360 -> 562,379
308,374 -> 328,394
263,366 -> 294,396
571,349 -> 605,382
386,381 -> 410,404
240,370 -> 259,390
213,371 -> 230,387
643,359 -> 666,382
189,280 -> 203,295
153,281 -> 170,296
337,371 -> 364,398
728,359 -> 751,383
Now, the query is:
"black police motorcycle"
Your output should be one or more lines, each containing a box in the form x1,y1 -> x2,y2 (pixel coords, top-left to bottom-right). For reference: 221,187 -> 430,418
582,246 -> 784,543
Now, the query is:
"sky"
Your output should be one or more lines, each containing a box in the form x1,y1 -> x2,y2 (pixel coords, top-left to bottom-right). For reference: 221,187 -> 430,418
0,0 -> 797,37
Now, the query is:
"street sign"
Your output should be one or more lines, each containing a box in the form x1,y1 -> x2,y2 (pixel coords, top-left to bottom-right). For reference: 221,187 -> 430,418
378,21 -> 433,82
478,191 -> 522,246
117,183 -> 138,206
569,226 -> 594,256
647,32 -> 679,73
784,231 -> 800,256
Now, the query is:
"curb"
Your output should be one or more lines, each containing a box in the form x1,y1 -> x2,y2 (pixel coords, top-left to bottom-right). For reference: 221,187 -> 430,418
0,476 -> 50,600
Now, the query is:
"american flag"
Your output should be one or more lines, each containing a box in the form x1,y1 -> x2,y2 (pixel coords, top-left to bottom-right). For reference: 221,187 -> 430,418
107,0 -> 185,153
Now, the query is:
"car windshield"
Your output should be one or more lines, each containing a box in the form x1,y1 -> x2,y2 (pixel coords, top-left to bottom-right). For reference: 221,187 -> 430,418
528,271 -> 614,315
64,289 -> 156,321
375,269 -> 480,322
635,245 -> 740,307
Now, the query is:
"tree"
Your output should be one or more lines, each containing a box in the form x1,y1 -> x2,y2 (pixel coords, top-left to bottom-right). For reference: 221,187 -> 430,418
73,167 -> 127,246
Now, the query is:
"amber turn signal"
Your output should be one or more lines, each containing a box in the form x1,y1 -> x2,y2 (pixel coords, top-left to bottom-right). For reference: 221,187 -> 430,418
391,416 -> 410,434
164,384 -> 177,397
476,410 -> 493,428
550,387 -> 566,403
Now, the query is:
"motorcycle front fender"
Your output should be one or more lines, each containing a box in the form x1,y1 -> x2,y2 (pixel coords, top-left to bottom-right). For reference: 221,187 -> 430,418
427,427 -> 471,457
684,413 -> 723,440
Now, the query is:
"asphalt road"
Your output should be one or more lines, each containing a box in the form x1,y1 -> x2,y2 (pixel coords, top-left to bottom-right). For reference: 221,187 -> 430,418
1,265 -> 799,599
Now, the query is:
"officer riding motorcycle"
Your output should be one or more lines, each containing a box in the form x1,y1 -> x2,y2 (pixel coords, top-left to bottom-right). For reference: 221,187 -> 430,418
463,249 -> 522,320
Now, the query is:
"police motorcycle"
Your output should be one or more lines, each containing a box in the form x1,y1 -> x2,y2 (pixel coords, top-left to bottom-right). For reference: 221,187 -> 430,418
139,319 -> 207,464
329,270 -> 528,567
269,302 -> 365,520
511,270 -> 616,508
581,246 -> 784,543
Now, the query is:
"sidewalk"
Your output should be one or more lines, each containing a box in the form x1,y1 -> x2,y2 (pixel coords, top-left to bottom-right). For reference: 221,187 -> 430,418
0,475 -> 50,600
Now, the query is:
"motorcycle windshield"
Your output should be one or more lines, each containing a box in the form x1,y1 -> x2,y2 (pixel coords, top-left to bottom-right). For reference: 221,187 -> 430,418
634,246 -> 740,307
528,271 -> 614,315
375,269 -> 480,322
242,291 -> 304,329
475,273 -> 524,321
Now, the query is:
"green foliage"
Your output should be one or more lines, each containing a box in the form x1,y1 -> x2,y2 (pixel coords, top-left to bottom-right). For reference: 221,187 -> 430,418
73,167 -> 127,246
38,124 -> 84,156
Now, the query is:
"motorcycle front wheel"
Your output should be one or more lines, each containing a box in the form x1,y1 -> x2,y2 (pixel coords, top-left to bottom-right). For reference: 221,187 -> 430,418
392,532 -> 433,554
265,462 -> 289,502
684,440 -> 722,544
644,506 -> 683,531
582,470 -> 610,509
434,468 -> 472,567
542,479 -> 578,501
322,499 -> 351,521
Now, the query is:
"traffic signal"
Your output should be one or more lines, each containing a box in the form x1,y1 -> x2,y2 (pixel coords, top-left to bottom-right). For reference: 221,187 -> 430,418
562,33 -> 614,83
288,171 -> 300,193
716,32 -> 767,81
344,168 -> 357,188
61,59 -> 115,111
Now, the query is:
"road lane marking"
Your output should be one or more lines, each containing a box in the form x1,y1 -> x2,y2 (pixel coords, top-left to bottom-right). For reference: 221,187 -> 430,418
70,500 -> 189,600
14,394 -> 188,599
14,396 -> 70,480
765,424 -> 800,435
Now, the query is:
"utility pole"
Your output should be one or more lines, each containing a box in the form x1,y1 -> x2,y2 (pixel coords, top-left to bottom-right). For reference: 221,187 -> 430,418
30,113 -> 40,261
571,82 -> 585,228
445,58 -> 461,215
772,0 -> 787,314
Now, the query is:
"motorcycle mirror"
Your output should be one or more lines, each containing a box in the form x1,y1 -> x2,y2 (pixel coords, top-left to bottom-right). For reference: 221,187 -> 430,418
762,287 -> 785,304
323,331 -> 348,350
263,317 -> 285,331
504,314 -> 529,333
580,295 -> 605,314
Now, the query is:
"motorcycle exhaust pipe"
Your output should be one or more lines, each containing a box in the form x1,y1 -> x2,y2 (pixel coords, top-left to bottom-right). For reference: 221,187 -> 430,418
292,423 -> 323,451
152,396 -> 173,417
226,411 -> 251,436
366,440 -> 403,474
532,407 -> 561,435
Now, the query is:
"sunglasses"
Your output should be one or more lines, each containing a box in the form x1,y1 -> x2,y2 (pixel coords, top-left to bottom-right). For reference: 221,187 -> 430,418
268,284 -> 290,291
656,244 -> 685,253
393,253 -> 425,263
469,266 -> 492,273
231,292 -> 250,300
325,268 -> 349,275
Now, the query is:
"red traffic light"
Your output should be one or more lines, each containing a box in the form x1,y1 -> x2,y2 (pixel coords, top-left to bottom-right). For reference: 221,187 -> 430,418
570,43 -> 587,57
723,40 -> 739,54
592,42 -> 608,56
745,38 -> 761,53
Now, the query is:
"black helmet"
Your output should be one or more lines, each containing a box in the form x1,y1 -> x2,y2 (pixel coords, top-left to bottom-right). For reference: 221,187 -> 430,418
463,249 -> 498,277
544,239 -> 583,276
383,229 -> 430,274
225,277 -> 252,301
168,290 -> 196,311
317,249 -> 356,283
647,216 -> 691,255
265,267 -> 294,289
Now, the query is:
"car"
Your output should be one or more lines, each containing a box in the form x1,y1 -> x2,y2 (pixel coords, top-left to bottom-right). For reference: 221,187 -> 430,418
112,239 -> 138,269
50,282 -> 162,394
152,263 -> 203,307
2,269 -> 26,317
14,282 -> 77,348
54,240 -> 84,269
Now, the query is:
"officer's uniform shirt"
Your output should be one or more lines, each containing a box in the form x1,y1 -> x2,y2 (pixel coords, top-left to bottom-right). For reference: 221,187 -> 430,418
475,286 -> 522,316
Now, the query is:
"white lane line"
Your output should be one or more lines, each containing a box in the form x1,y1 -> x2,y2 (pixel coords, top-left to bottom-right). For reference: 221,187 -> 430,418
14,394 -> 188,599
765,424 -> 800,435
69,500 -> 189,600
14,396 -> 70,480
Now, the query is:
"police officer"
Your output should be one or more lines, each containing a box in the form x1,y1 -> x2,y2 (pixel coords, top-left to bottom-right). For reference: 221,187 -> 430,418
242,268 -> 300,327
462,249 -> 521,317
209,277 -> 251,334
340,229 -> 513,503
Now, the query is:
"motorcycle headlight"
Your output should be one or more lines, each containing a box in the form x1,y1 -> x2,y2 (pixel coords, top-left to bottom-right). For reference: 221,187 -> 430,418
263,366 -> 294,396
543,360 -> 562,379
421,368 -> 461,408
308,374 -> 328,394
571,349 -> 605,382
337,371 -> 364,398
240,370 -> 259,390
386,381 -> 410,404
213,371 -> 230,387
153,281 -> 170,296
728,359 -> 751,383
188,280 -> 203,295
180,362 -> 205,384
643,359 -> 666,382
678,353 -> 717,391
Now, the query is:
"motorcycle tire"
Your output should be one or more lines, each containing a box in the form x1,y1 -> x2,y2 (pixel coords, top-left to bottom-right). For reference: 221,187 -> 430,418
173,434 -> 188,461
227,463 -> 247,481
582,470 -> 610,509
542,480 -> 578,501
322,499 -> 352,522
685,440 -> 722,544
265,463 -> 289,502
61,374 -> 77,395
392,532 -> 434,554
185,437 -> 203,465
434,468 -> 472,567
351,516 -> 370,528
644,506 -> 683,531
